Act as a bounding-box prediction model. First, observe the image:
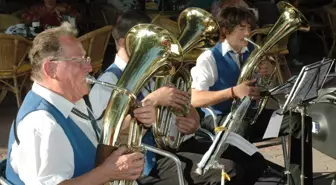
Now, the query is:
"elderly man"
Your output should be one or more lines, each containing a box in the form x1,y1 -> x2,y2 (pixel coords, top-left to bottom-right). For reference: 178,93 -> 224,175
5,22 -> 156,185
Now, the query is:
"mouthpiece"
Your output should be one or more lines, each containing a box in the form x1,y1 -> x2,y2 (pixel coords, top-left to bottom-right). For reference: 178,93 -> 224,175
85,75 -> 119,89
85,75 -> 97,85
85,75 -> 141,106
244,37 -> 261,50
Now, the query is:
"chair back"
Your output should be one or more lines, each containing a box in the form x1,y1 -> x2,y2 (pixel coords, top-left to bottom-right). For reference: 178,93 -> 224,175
78,26 -> 113,76
0,34 -> 31,73
0,14 -> 21,32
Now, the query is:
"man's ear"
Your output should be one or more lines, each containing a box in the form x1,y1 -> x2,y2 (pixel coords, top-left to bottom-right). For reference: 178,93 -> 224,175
42,60 -> 57,79
220,28 -> 228,41
118,38 -> 125,48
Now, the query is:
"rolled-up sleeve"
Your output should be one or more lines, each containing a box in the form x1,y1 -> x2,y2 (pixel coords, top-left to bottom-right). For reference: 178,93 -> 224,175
191,50 -> 218,91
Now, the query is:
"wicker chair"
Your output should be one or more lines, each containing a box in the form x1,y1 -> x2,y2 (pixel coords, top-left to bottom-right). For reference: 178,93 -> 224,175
78,26 -> 113,76
0,34 -> 32,108
0,14 -> 21,32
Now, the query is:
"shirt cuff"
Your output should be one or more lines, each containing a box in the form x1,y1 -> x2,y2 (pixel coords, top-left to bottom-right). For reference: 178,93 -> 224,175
191,81 -> 210,91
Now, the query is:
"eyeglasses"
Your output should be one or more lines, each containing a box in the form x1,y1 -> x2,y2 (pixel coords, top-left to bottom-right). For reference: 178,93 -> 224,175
51,56 -> 91,64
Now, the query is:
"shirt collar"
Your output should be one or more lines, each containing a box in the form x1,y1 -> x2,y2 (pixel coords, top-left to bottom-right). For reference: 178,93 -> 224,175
221,39 -> 249,56
114,54 -> 127,71
32,82 -> 75,118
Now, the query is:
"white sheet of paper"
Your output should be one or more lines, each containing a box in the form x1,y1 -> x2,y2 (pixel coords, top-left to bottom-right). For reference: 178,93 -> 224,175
226,132 -> 258,156
262,110 -> 284,139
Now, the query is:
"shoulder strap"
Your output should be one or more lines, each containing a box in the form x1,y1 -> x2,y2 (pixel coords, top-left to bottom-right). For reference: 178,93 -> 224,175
104,63 -> 123,79
211,42 -> 223,63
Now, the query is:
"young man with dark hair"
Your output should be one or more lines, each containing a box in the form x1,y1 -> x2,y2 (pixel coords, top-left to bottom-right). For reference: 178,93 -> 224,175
89,10 -> 267,185
191,7 -> 312,185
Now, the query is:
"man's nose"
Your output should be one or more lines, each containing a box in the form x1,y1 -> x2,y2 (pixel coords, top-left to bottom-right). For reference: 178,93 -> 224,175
245,29 -> 251,36
83,63 -> 92,73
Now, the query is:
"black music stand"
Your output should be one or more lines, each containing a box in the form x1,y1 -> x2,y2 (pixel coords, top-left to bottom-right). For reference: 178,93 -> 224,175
271,58 -> 334,185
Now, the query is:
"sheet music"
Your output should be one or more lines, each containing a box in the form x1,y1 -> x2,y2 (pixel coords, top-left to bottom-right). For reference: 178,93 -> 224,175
269,75 -> 297,95
318,59 -> 334,88
262,110 -> 284,139
296,67 -> 319,101
281,58 -> 335,113
285,61 -> 321,110
226,132 -> 258,156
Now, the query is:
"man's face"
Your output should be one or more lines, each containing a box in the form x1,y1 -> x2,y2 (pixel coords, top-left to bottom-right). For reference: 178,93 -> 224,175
225,21 -> 251,50
54,37 -> 92,100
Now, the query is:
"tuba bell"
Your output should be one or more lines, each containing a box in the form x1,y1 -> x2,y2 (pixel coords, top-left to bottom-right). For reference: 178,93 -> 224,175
94,24 -> 183,185
231,1 -> 310,124
152,7 -> 219,151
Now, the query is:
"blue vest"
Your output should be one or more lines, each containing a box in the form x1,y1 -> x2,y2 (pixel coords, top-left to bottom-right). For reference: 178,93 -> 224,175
104,63 -> 156,176
6,91 -> 96,185
201,42 -> 254,117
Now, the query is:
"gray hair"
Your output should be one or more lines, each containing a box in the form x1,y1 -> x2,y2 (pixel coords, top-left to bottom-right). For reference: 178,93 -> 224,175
29,22 -> 78,81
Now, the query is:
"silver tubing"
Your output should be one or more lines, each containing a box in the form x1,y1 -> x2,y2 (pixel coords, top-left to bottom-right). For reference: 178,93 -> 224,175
300,106 -> 307,185
204,107 -> 218,129
0,177 -> 12,185
86,75 -> 141,106
221,165 -> 226,185
198,127 -> 215,141
281,136 -> 291,185
86,75 -> 137,100
141,144 -> 185,185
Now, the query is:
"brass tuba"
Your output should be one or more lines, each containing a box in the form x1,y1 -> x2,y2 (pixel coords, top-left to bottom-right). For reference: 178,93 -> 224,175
94,24 -> 183,185
152,7 -> 219,150
231,1 -> 310,123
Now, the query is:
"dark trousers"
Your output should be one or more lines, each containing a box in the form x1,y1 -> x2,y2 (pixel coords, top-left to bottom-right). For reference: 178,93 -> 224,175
201,109 -> 313,185
137,137 -> 267,185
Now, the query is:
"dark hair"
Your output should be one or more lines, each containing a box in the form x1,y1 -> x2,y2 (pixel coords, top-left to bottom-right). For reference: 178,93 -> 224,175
112,10 -> 152,41
217,7 -> 256,39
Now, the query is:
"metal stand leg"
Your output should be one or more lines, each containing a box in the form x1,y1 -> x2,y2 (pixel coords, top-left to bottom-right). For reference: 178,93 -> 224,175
221,166 -> 226,185
300,106 -> 306,185
331,174 -> 336,185
141,144 -> 185,185
296,105 -> 312,185
281,136 -> 292,185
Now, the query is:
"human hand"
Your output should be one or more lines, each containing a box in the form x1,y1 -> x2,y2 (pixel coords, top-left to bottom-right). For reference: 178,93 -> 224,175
133,100 -> 156,127
175,115 -> 199,135
101,146 -> 144,181
233,79 -> 260,100
257,58 -> 275,76
146,86 -> 189,110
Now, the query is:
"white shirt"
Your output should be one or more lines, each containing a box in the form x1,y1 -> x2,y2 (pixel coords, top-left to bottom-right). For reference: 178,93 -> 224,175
190,40 -> 249,91
9,83 -> 98,185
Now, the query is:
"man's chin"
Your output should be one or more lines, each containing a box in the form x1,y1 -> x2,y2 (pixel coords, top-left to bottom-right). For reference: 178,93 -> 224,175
241,41 -> 249,46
